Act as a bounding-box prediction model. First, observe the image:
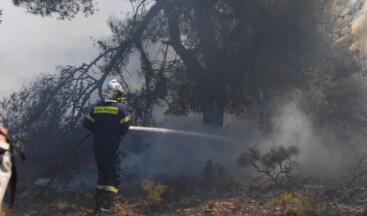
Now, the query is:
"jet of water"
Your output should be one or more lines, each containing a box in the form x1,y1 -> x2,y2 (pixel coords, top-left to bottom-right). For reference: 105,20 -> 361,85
129,126 -> 233,142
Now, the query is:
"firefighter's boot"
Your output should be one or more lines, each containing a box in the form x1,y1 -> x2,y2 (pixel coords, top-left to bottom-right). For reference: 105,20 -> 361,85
93,189 -> 115,216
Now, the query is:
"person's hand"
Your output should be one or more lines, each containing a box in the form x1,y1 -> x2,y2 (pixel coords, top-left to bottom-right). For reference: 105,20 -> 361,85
0,127 -> 8,142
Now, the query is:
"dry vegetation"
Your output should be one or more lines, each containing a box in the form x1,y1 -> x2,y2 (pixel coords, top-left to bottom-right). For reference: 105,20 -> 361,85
6,156 -> 367,216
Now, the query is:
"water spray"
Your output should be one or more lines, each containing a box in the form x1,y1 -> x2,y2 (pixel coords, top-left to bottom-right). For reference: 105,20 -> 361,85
36,126 -> 232,199
129,126 -> 232,142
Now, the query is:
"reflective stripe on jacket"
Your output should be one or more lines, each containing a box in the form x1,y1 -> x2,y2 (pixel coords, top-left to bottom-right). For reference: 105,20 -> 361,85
83,100 -> 130,161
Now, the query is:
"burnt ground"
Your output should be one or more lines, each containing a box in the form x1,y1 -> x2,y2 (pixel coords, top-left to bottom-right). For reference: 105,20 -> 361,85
4,174 -> 367,216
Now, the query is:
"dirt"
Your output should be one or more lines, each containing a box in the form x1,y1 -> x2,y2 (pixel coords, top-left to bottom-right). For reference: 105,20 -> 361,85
4,174 -> 367,216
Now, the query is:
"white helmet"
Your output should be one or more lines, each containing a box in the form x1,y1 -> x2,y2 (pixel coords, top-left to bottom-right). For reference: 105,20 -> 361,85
102,79 -> 125,101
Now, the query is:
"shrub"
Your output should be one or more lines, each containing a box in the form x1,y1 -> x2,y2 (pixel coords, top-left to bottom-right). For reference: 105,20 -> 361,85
141,178 -> 167,207
201,159 -> 226,185
272,191 -> 294,215
237,145 -> 300,185
293,190 -> 317,215
272,190 -> 318,215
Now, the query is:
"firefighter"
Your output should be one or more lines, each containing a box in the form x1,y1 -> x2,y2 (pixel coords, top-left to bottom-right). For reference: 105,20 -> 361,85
0,127 -> 11,207
83,79 -> 131,215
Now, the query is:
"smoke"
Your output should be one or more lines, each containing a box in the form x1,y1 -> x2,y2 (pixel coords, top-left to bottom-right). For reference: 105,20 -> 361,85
259,98 -> 348,176
350,2 -> 367,52
64,93 -> 367,189
121,115 -> 249,177
254,86 -> 367,177
120,91 -> 367,178
7,0 -> 367,185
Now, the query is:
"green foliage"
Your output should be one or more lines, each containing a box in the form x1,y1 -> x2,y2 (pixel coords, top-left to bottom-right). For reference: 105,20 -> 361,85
237,145 -> 300,185
3,0 -> 365,149
141,178 -> 167,207
15,0 -> 362,127
12,0 -> 95,20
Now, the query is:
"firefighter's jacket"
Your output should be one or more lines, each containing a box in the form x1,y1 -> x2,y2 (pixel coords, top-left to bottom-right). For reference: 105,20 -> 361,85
83,100 -> 130,161
0,140 -> 11,205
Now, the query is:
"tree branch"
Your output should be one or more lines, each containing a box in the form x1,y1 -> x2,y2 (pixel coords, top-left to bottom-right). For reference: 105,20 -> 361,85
162,2 -> 206,93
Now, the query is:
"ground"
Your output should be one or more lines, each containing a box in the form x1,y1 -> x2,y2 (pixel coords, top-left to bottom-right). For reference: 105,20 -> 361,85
5,174 -> 367,216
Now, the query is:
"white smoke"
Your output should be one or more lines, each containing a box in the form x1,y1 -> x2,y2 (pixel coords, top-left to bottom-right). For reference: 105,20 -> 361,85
260,100 -> 349,176
122,114 -> 249,176
121,92 -> 366,178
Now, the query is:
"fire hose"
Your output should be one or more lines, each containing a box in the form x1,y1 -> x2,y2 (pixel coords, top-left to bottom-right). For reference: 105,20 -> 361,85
36,126 -> 230,199
35,132 -> 92,200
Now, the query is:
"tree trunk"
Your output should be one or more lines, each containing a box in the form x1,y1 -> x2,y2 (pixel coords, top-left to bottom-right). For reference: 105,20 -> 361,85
203,99 -> 224,127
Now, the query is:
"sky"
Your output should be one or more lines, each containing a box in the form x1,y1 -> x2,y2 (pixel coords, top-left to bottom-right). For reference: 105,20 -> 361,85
0,0 -> 134,98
